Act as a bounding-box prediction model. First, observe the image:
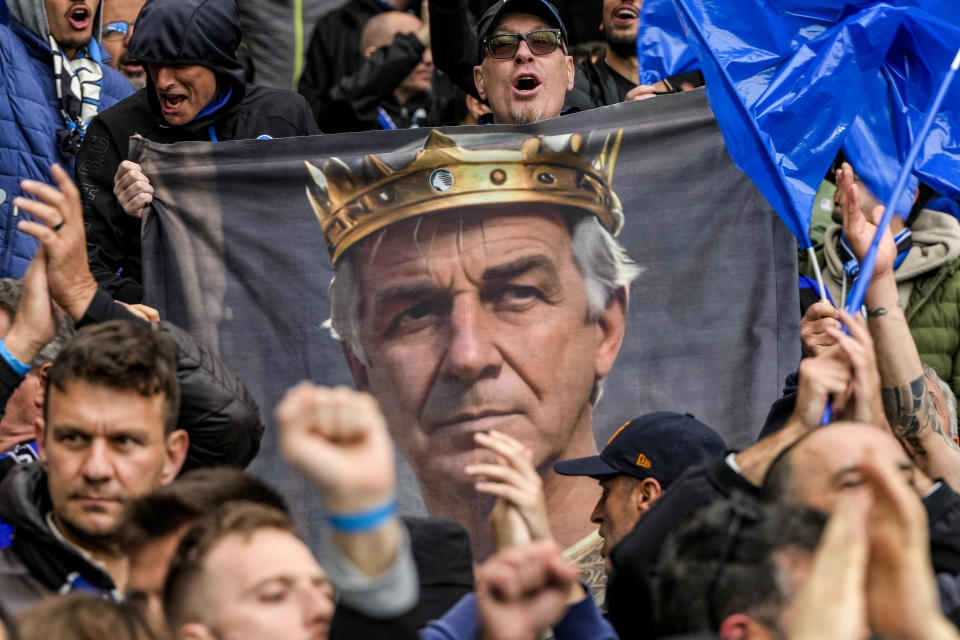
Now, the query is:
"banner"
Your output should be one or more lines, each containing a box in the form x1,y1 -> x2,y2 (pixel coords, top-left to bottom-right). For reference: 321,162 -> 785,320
135,89 -> 799,558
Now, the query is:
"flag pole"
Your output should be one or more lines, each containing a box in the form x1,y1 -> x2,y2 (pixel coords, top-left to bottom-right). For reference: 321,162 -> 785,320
806,246 -> 828,302
844,47 -> 960,315
821,46 -> 960,426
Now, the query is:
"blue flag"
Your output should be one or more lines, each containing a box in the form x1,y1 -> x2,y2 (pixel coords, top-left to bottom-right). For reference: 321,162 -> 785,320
637,1 -> 960,247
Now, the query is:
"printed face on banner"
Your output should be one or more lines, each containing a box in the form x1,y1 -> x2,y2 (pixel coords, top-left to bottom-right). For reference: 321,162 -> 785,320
346,209 -> 626,556
310,130 -> 630,559
351,211 -> 614,480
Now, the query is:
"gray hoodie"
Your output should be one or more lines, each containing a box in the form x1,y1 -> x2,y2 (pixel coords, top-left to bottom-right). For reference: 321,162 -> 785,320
821,208 -> 960,309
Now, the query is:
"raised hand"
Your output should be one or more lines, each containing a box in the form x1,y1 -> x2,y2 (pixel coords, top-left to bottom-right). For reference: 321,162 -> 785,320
836,163 -> 897,278
476,541 -> 578,640
827,310 -> 884,429
466,430 -> 552,549
277,383 -> 395,513
801,300 -> 840,357
3,247 -> 57,365
14,164 -> 98,322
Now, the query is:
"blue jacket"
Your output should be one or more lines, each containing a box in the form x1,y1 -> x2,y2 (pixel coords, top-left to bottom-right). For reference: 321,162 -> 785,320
420,588 -> 618,640
0,18 -> 132,278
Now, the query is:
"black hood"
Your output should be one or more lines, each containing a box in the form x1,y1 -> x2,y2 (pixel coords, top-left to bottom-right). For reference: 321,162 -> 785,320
127,0 -> 246,126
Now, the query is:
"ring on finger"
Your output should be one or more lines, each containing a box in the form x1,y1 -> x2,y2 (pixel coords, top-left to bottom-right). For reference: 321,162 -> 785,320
51,219 -> 66,232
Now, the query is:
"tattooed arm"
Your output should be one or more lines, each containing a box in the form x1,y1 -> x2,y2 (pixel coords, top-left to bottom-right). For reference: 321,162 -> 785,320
836,163 -> 960,487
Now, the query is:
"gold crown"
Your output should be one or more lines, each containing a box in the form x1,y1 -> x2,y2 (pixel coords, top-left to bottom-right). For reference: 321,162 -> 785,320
305,129 -> 624,265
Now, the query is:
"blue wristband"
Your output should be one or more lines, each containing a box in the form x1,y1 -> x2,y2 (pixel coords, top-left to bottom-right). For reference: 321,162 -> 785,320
0,338 -> 31,376
327,496 -> 397,533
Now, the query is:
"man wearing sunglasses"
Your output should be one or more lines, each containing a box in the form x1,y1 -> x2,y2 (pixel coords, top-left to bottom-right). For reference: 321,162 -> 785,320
100,0 -> 145,89
472,0 -> 574,125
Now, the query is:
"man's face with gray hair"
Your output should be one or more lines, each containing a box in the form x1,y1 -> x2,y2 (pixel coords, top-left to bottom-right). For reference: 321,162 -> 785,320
341,209 -> 627,513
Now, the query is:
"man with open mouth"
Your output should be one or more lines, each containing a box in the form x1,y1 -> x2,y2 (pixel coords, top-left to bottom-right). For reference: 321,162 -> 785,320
75,0 -> 319,304
0,0 -> 133,278
472,0 -> 575,125
431,0 -> 704,117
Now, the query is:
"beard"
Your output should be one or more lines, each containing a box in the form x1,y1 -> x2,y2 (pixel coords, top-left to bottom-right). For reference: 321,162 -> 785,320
509,104 -> 545,125
606,32 -> 637,59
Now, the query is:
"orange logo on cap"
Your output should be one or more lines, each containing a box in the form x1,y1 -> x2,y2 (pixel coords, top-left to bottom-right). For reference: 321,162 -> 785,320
636,454 -> 651,468
607,421 -> 630,445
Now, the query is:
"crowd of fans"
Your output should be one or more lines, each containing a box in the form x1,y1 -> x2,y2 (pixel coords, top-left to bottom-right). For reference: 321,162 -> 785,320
2,0 -> 960,638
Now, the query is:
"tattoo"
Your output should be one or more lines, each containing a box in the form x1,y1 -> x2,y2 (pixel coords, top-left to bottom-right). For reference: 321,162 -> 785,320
866,306 -> 888,318
882,375 -> 943,461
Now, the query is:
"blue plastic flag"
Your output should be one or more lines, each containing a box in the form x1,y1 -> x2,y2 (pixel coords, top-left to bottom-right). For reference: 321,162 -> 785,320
637,1 -> 960,246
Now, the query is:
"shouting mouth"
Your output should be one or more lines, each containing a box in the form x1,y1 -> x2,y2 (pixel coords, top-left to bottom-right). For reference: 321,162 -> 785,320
67,4 -> 91,30
612,3 -> 639,26
159,92 -> 187,114
512,73 -> 542,97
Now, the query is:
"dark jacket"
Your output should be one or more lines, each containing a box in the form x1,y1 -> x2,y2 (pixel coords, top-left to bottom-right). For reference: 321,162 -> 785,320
77,0 -> 318,302
0,10 -> 132,278
0,288 -> 265,472
606,456 -> 756,639
297,0 -> 388,128
0,463 -> 117,616
322,32 -> 434,133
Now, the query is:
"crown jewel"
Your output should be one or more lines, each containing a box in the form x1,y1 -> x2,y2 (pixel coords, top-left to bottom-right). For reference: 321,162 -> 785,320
306,129 -> 624,264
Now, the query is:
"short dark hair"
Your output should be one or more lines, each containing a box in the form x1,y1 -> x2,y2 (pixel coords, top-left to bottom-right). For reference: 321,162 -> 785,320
18,592 -> 160,640
120,467 -> 288,553
656,496 -> 827,636
46,320 -> 180,434
163,502 -> 297,630
759,428 -> 819,504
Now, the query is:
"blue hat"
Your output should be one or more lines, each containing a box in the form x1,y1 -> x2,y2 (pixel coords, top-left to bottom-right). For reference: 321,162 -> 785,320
553,412 -> 726,488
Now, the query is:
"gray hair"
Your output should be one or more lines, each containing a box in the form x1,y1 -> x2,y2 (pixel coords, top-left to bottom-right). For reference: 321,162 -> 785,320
0,278 -> 75,368
328,214 -> 641,366
922,363 -> 958,441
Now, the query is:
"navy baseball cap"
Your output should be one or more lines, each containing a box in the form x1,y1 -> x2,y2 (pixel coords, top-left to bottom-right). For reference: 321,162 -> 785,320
553,412 -> 727,489
476,0 -> 568,63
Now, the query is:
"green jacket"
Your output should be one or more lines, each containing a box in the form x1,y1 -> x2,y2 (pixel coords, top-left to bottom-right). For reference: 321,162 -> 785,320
801,209 -> 960,397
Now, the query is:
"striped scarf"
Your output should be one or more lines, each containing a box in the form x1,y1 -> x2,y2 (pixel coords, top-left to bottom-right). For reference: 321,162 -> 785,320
49,35 -> 104,156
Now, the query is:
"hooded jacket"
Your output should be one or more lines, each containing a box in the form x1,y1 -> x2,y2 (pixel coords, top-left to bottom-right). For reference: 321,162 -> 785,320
0,0 -> 133,279
817,208 -> 960,396
0,463 -> 117,616
77,0 -> 318,302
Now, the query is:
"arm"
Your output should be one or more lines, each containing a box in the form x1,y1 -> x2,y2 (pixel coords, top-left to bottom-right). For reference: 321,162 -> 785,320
474,541 -> 613,640
736,346 -> 853,485
738,310 -> 883,484
277,383 -> 417,617
76,117 -> 144,303
429,0 -> 480,98
835,163 -> 960,485
321,33 -> 428,133
16,165 -> 265,470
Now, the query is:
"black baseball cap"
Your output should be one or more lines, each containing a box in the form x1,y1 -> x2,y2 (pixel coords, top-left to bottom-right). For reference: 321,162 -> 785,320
476,0 -> 568,63
553,412 -> 727,489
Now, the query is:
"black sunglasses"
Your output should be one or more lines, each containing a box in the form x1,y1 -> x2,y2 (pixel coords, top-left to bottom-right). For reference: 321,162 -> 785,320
482,29 -> 564,60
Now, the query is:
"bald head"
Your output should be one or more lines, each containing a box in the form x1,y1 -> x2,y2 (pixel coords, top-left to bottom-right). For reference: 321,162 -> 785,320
360,11 -> 424,54
762,421 -> 916,513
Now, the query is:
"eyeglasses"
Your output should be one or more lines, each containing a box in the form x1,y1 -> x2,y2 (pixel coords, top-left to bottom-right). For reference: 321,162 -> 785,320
482,29 -> 564,60
102,21 -> 135,42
